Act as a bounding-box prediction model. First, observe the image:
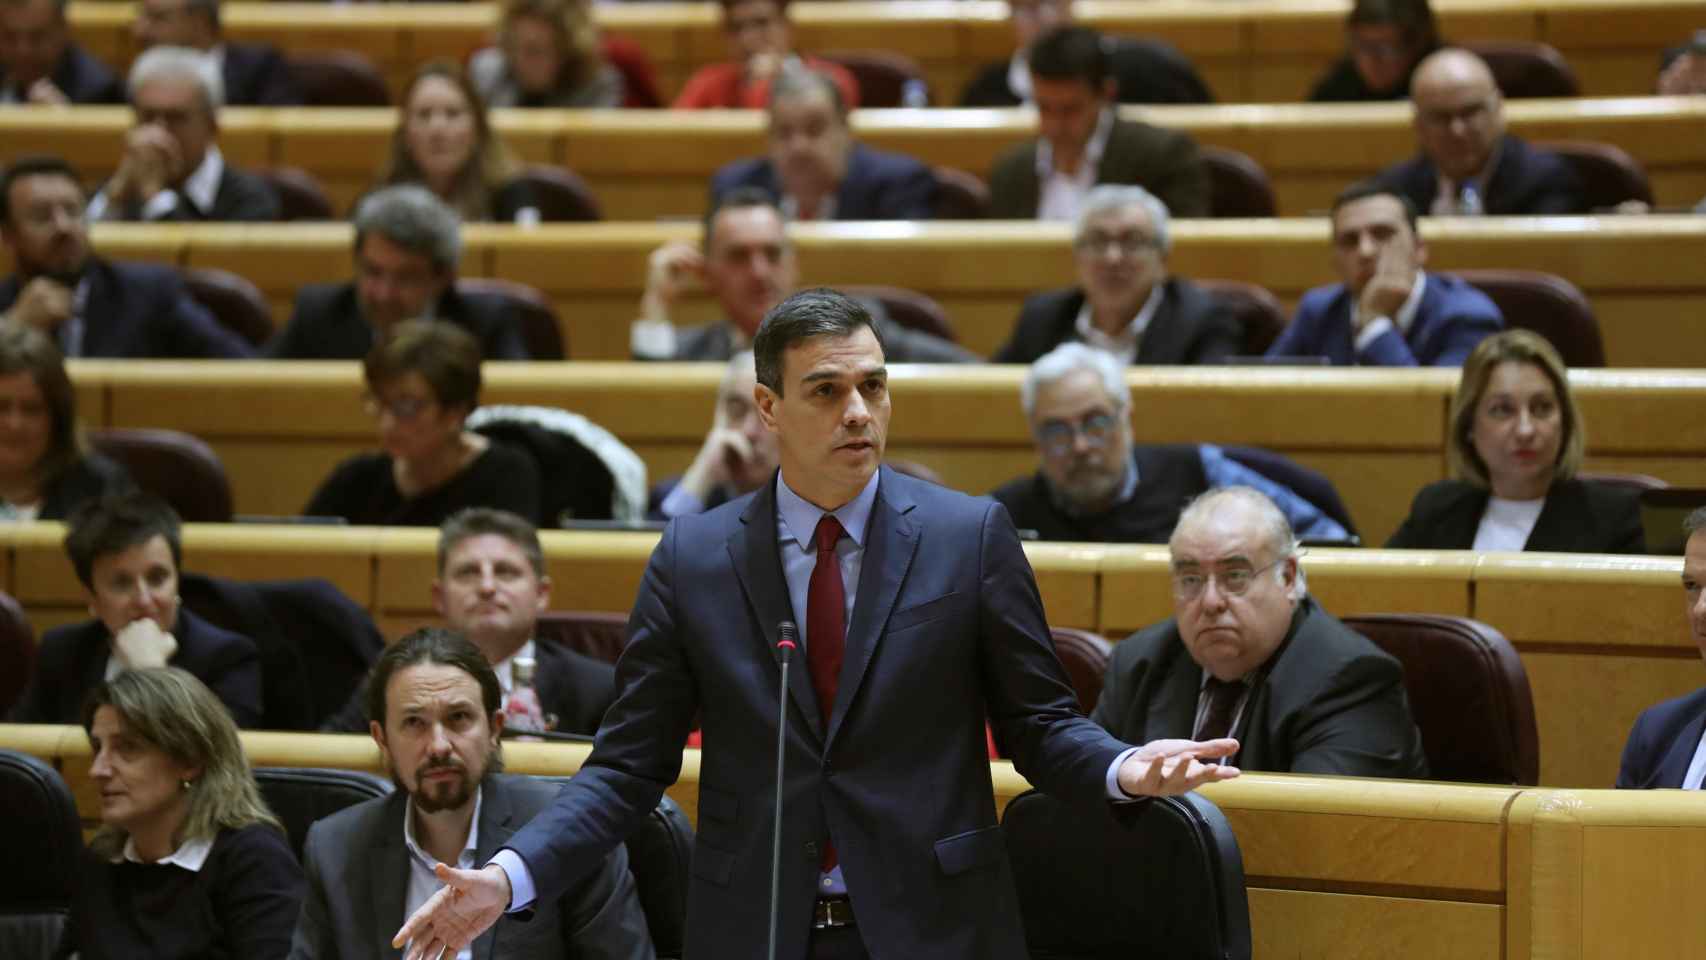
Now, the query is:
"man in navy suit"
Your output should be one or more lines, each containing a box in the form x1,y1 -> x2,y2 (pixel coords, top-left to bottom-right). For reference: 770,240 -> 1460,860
708,65 -> 936,221
396,289 -> 1240,960
0,155 -> 254,358
0,0 -> 124,104
1618,508 -> 1706,789
132,0 -> 300,106
1266,183 -> 1502,366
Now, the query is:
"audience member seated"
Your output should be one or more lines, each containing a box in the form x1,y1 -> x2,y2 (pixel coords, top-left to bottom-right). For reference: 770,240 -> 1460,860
709,65 -> 934,221
990,344 -> 1348,543
1618,506 -> 1706,788
7,491 -> 262,726
1658,33 -> 1706,95
1092,486 -> 1429,777
0,156 -> 254,358
672,0 -> 857,110
630,188 -> 976,363
304,321 -> 543,527
293,628 -> 652,959
649,350 -> 779,520
0,325 -> 132,521
1369,48 -> 1586,215
959,0 -> 1211,107
63,668 -> 302,960
321,507 -> 616,735
376,61 -> 539,224
992,184 -> 1239,365
989,26 -> 1209,221
470,0 -> 622,108
1386,330 -> 1644,553
86,47 -> 280,223
1309,0 -> 1440,102
1266,183 -> 1502,366
131,0 -> 299,106
267,186 -> 529,361
0,0 -> 122,104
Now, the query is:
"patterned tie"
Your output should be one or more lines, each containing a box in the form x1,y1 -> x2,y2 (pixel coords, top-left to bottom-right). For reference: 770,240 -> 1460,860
806,514 -> 846,872
1194,678 -> 1244,741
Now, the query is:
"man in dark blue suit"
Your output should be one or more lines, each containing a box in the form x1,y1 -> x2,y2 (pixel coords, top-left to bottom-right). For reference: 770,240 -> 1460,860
0,0 -> 124,104
396,289 -> 1240,960
708,66 -> 936,221
1618,508 -> 1706,789
132,0 -> 301,106
1266,183 -> 1501,366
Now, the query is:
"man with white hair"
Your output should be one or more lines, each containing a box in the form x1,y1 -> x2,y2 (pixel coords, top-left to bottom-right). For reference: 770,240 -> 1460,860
1092,486 -> 1428,777
86,45 -> 279,222
991,342 -> 1348,543
993,184 -> 1240,364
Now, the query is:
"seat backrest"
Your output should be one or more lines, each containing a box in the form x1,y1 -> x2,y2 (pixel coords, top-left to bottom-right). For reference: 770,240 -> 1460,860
1340,614 -> 1539,785
182,266 -> 273,348
1452,268 -> 1605,367
535,610 -> 629,665
515,164 -> 602,223
1049,627 -> 1112,714
1220,445 -> 1360,542
467,405 -> 649,525
456,277 -> 566,359
1202,146 -> 1277,218
253,767 -> 394,864
1002,788 -> 1251,960
819,50 -> 929,106
930,165 -> 989,219
1463,41 -> 1581,98
86,427 -> 234,522
0,590 -> 35,717
0,750 -> 80,960
287,50 -> 390,106
1194,278 -> 1286,355
1534,139 -> 1656,210
258,167 -> 334,221
839,285 -> 957,342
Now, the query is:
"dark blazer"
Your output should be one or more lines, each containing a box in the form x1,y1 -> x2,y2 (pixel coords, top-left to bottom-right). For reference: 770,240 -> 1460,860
0,259 -> 256,359
221,41 -> 302,106
1369,133 -> 1588,215
97,163 -> 280,222
8,609 -> 263,727
289,774 -> 652,960
989,116 -> 1210,219
1266,271 -> 1502,366
1091,597 -> 1429,778
267,281 -> 530,360
0,43 -> 124,103
38,452 -> 134,520
992,277 -> 1241,364
1385,477 -> 1646,553
708,143 -> 936,220
502,467 -> 1130,959
959,38 -> 1213,107
1617,686 -> 1706,789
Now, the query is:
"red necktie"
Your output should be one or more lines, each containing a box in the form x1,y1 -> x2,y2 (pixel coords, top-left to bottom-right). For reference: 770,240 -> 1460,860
806,514 -> 846,871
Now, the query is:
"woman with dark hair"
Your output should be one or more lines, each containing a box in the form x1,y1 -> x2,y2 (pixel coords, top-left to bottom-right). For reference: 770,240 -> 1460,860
57,667 -> 303,960
1386,329 -> 1645,553
0,325 -> 132,520
1308,0 -> 1441,101
470,0 -> 623,108
304,320 -> 541,527
376,61 -> 539,223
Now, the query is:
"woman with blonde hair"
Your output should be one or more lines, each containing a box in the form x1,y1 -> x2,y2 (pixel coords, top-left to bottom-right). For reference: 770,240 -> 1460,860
58,667 -> 302,959
377,60 -> 538,223
1386,328 -> 1645,552
470,0 -> 623,108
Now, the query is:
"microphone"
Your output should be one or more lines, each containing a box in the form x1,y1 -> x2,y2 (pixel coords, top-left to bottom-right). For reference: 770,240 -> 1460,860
768,621 -> 797,960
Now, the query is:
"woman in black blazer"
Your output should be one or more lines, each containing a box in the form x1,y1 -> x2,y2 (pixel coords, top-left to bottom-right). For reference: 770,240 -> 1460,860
1387,329 -> 1645,553
0,326 -> 132,521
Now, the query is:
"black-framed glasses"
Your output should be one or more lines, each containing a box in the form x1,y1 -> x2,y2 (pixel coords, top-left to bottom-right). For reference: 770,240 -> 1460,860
362,393 -> 432,421
1036,412 -> 1120,457
1171,556 -> 1285,601
1074,231 -> 1158,258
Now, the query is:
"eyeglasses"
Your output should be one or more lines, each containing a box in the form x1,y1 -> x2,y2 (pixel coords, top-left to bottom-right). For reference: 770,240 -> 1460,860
1036,412 -> 1120,457
1171,556 -> 1285,601
1417,99 -> 1493,131
1074,231 -> 1158,258
362,393 -> 433,421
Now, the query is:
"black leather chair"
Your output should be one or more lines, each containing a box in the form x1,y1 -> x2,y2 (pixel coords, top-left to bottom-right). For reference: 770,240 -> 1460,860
1203,146 -> 1278,218
1536,139 -> 1656,211
287,50 -> 390,106
467,405 -> 648,525
536,610 -> 629,666
1196,278 -> 1287,355
0,590 -> 35,717
1049,627 -> 1112,714
514,165 -> 602,222
258,167 -> 334,221
1464,41 -> 1581,98
1341,614 -> 1539,785
253,767 -> 394,864
1454,269 -> 1605,368
1002,788 -> 1252,960
86,427 -> 234,523
931,165 -> 990,219
820,50 -> 930,106
183,266 -> 273,348
0,750 -> 81,960
840,285 -> 957,342
456,277 -> 566,359
1222,445 -> 1360,544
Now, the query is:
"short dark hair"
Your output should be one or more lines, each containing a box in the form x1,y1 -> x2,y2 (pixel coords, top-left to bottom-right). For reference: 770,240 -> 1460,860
365,627 -> 502,729
0,155 -> 83,226
438,507 -> 545,577
64,492 -> 182,590
752,288 -> 884,396
363,319 -> 483,413
768,62 -> 846,120
1347,0 -> 1439,49
702,185 -> 782,252
1331,180 -> 1421,236
1028,25 -> 1110,91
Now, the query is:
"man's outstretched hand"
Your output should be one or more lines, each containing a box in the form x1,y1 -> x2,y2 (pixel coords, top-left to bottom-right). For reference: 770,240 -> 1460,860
395,862 -> 511,960
1116,738 -> 1241,797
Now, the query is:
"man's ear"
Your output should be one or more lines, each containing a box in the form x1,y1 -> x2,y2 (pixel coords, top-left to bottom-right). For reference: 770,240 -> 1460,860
534,575 -> 552,614
754,381 -> 781,432
369,719 -> 389,757
430,579 -> 447,618
1412,235 -> 1430,271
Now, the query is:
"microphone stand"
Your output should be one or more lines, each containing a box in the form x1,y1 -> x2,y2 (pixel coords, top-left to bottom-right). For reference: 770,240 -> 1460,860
768,621 -> 799,960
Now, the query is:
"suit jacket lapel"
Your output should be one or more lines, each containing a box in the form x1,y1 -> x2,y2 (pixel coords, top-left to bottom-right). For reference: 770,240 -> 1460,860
1148,640 -> 1202,742
827,469 -> 919,747
1135,282 -> 1178,363
1095,118 -> 1136,183
729,475 -> 825,742
1657,707 -> 1706,788
1524,481 -> 1578,551
368,792 -> 409,960
468,781 -> 516,960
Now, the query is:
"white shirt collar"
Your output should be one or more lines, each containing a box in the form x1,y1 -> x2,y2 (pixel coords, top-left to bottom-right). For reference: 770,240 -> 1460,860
179,143 -> 226,216
403,784 -> 483,868
1072,282 -> 1166,364
116,834 -> 215,871
1006,52 -> 1032,102
780,193 -> 838,222
775,467 -> 879,552
1036,105 -> 1114,180
490,638 -> 538,696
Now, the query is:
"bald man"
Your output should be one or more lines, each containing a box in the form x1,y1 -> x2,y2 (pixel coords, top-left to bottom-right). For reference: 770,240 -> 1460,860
1368,48 -> 1586,215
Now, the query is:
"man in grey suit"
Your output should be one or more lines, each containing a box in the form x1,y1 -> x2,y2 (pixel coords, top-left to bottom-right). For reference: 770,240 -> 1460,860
630,187 -> 978,363
289,628 -> 652,960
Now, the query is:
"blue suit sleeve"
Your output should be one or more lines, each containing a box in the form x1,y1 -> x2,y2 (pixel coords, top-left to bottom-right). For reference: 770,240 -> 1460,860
1199,445 -> 1349,541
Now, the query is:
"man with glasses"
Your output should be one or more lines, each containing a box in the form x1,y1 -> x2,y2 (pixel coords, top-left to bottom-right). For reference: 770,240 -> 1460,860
1307,0 -> 1440,102
993,184 -> 1240,364
990,342 -> 1348,542
1091,486 -> 1428,778
267,185 -> 531,360
1368,47 -> 1585,215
